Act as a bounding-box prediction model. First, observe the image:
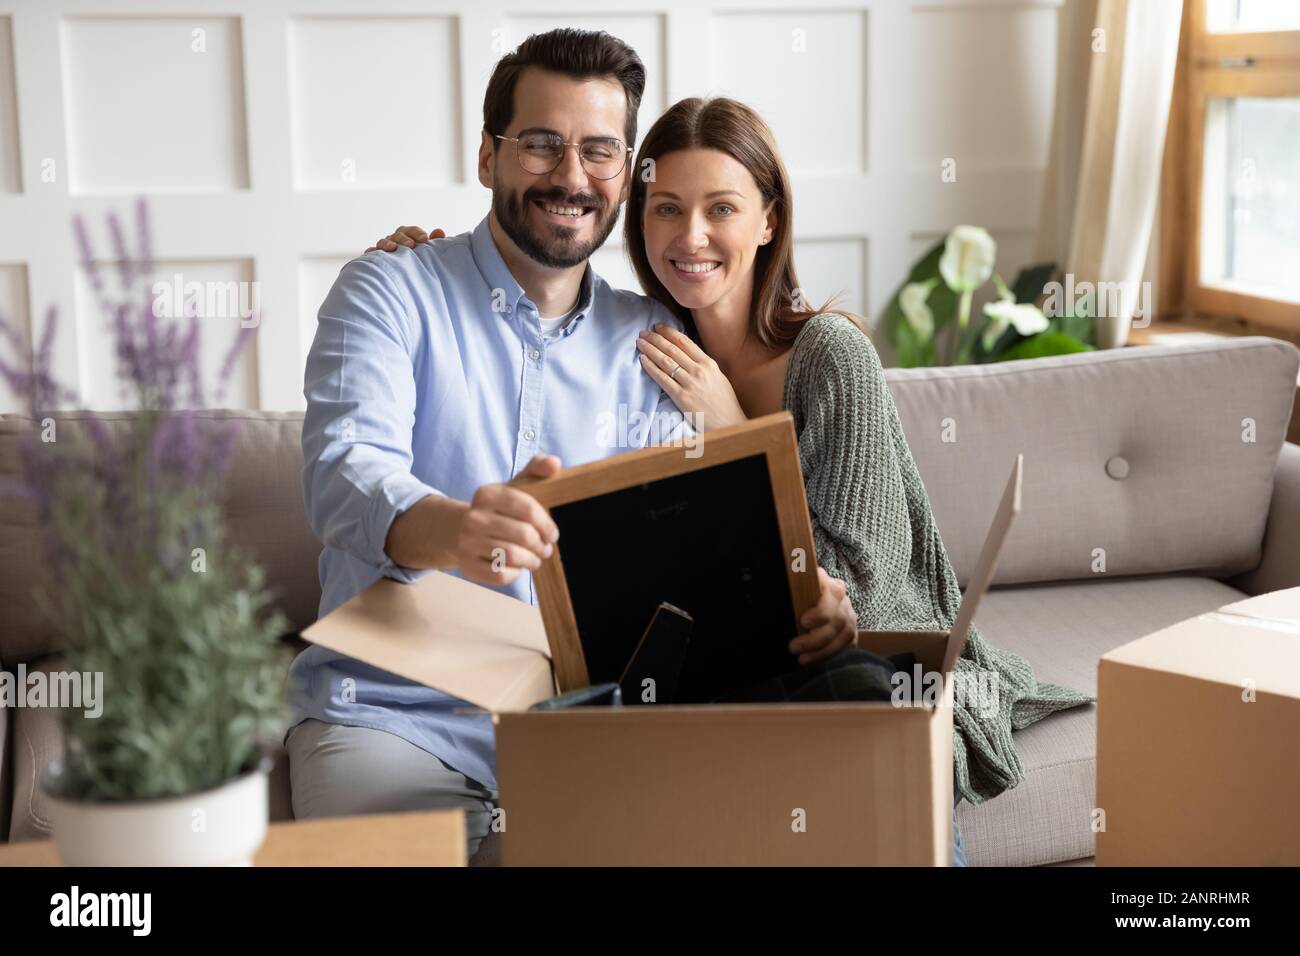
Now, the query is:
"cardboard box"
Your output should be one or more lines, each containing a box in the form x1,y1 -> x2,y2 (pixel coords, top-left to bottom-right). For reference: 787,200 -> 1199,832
303,446 -> 1024,865
0,810 -> 467,867
1096,587 -> 1300,866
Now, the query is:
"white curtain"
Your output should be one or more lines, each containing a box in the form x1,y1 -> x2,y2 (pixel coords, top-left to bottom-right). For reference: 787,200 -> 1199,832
1037,0 -> 1185,348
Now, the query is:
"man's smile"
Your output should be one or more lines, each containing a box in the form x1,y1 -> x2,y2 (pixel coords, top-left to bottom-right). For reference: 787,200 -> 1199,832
533,199 -> 596,225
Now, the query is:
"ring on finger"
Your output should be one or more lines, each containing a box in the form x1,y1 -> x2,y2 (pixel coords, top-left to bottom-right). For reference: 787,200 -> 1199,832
670,364 -> 683,381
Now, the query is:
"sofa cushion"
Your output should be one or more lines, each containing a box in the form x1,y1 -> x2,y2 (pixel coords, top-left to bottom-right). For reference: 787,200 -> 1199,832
0,411 -> 321,666
957,573 -> 1246,866
1231,441 -> 1300,595
886,337 -> 1300,588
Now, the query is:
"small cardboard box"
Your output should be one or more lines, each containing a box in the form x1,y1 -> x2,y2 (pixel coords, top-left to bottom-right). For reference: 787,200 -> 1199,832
303,452 -> 1023,866
1095,587 -> 1300,866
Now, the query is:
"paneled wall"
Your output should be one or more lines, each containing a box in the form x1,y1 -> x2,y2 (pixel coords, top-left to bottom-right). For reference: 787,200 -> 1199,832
0,0 -> 1061,412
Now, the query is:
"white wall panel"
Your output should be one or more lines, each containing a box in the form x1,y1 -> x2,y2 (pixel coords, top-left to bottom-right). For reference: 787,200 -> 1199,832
909,4 -> 1057,170
0,16 -> 20,193
0,263 -> 31,413
795,238 -> 868,319
61,16 -> 249,194
710,11 -> 867,176
288,16 -> 461,190
0,0 -> 1062,410
299,255 -> 350,369
589,243 -> 641,296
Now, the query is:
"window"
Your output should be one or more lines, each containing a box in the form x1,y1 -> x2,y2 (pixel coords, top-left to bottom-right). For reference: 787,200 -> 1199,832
1161,1 -> 1300,331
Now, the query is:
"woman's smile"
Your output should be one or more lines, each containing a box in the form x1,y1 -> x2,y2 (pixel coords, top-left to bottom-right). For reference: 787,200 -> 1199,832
668,257 -> 723,282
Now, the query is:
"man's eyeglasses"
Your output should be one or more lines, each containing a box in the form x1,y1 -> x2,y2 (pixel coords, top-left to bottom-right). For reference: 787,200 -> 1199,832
495,132 -> 632,180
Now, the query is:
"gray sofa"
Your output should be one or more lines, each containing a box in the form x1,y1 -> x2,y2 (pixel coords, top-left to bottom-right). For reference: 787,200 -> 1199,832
2,335 -> 1297,866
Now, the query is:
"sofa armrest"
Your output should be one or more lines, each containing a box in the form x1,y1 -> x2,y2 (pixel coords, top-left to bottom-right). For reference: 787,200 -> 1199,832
1231,442 -> 1300,596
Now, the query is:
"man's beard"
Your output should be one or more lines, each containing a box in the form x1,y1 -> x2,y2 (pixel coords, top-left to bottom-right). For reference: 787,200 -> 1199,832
493,184 -> 621,269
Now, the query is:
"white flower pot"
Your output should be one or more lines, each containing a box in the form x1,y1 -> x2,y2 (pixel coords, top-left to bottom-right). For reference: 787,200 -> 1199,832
44,762 -> 270,867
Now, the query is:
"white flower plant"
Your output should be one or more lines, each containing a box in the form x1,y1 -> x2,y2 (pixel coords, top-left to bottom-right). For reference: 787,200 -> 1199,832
884,225 -> 1095,367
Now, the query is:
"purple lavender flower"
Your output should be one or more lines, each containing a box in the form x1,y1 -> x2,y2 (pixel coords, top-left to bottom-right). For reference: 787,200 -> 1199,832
0,201 -> 260,584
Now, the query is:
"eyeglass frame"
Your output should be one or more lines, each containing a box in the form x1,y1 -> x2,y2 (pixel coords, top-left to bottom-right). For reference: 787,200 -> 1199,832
493,132 -> 634,181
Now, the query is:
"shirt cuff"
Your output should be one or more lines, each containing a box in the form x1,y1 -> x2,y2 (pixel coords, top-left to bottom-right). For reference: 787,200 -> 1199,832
367,471 -> 441,583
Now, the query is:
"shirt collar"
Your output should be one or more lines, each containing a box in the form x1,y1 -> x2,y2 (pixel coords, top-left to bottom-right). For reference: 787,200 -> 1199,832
560,262 -> 595,334
469,214 -> 596,329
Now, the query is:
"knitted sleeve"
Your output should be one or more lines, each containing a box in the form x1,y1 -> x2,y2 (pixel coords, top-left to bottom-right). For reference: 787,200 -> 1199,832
783,314 -> 915,627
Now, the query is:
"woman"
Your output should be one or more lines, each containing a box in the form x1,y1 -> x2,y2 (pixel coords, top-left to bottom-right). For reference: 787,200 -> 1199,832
367,97 -> 1094,862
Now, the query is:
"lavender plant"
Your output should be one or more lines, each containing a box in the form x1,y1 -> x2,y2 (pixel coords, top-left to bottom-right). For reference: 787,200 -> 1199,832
0,200 -> 289,802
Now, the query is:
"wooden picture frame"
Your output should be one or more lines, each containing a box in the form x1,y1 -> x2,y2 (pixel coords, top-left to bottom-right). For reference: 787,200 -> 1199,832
510,411 -> 820,695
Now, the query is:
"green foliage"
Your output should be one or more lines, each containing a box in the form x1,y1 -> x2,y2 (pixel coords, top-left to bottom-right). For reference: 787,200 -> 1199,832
994,331 -> 1094,362
882,229 -> 1094,365
1010,262 -> 1055,306
1045,288 -> 1099,347
34,422 -> 290,803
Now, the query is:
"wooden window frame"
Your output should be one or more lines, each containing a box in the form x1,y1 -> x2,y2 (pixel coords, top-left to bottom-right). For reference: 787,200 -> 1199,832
1160,1 -> 1300,334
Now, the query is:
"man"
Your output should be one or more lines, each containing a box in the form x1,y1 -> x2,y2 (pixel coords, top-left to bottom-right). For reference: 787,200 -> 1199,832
287,28 -> 853,863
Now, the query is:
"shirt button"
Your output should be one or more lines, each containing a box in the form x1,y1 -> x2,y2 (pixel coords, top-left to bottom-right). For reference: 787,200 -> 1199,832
524,429 -> 536,441
529,349 -> 541,361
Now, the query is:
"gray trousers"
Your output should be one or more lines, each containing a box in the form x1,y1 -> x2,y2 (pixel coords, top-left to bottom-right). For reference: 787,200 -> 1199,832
286,718 -> 500,864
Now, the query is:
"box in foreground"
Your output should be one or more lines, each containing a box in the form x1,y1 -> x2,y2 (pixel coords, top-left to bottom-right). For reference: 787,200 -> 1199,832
1096,587 -> 1300,866
303,445 -> 1025,865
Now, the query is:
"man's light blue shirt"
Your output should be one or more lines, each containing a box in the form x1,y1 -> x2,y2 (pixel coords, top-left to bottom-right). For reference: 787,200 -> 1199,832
289,215 -> 689,790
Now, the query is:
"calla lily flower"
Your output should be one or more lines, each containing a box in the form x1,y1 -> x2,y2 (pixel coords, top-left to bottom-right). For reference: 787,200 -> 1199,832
900,280 -> 937,340
939,225 -> 996,293
982,299 -> 1050,351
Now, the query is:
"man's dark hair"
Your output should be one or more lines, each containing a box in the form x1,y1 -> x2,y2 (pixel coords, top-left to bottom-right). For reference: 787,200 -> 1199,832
483,28 -> 646,148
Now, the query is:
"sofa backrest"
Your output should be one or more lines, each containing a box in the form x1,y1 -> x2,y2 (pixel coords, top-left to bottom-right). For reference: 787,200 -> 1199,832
0,410 -> 320,666
886,337 -> 1299,588
2,338 -> 1296,662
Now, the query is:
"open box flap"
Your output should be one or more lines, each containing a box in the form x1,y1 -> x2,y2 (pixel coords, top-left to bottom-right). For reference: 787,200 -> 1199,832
940,454 -> 1023,675
300,572 -> 555,712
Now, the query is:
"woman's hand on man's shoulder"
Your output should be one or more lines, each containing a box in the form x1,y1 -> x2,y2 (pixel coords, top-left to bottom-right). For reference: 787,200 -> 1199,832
366,226 -> 447,254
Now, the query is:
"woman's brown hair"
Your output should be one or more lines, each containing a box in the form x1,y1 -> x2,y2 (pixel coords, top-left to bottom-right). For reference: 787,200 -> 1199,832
624,97 -> 857,347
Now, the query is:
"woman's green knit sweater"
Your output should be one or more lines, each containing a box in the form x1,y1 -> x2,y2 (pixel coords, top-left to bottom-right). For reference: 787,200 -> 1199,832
782,312 -> 1095,805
